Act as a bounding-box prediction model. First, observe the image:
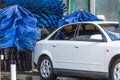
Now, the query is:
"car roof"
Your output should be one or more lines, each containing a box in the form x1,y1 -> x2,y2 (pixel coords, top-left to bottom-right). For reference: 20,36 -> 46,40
88,21 -> 118,24
61,21 -> 118,27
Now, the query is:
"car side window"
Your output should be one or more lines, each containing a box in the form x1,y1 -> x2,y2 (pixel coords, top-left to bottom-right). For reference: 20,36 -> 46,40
49,25 -> 78,40
75,24 -> 104,42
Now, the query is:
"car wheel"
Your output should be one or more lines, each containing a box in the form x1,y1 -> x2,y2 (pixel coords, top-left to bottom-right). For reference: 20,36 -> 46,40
38,56 -> 57,80
110,59 -> 120,80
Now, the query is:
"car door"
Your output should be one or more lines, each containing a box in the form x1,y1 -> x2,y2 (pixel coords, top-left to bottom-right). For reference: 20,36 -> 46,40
49,24 -> 78,69
72,23 -> 107,72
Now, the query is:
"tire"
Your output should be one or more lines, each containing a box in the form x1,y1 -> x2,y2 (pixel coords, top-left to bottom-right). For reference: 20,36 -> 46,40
38,56 -> 57,80
110,59 -> 120,80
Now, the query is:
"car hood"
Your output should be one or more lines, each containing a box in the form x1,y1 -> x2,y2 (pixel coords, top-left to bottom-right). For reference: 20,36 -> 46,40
110,41 -> 120,47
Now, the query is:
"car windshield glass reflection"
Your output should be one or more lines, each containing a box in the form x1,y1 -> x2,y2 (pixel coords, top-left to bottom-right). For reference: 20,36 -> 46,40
99,24 -> 120,41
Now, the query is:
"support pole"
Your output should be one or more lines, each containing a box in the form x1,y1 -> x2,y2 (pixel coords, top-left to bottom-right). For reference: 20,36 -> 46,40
0,51 -> 4,80
11,64 -> 16,80
118,11 -> 120,32
70,0 -> 75,13
0,54 -> 1,80
84,0 -> 89,11
10,48 -> 16,80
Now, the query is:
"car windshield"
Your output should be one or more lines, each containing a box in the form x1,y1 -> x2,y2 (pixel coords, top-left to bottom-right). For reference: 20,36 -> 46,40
98,23 -> 120,41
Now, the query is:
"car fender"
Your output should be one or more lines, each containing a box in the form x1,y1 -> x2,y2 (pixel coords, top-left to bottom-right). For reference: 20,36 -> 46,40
105,49 -> 120,72
39,50 -> 55,67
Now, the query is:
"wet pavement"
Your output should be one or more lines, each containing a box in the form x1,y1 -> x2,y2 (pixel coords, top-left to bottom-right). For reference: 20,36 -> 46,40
1,76 -> 105,80
1,71 -> 80,80
0,71 -> 106,80
1,76 -> 80,80
1,75 -> 41,80
1,75 -> 80,80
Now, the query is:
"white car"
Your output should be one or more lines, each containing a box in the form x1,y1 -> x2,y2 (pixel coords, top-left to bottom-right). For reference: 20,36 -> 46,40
34,21 -> 120,80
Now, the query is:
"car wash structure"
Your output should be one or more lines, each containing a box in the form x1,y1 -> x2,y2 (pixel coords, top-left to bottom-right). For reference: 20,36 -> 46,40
0,5 -> 40,80
0,0 -> 66,80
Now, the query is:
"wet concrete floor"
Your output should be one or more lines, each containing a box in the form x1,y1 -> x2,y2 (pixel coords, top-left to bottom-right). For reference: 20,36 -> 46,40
1,71 -> 80,80
0,71 -> 106,80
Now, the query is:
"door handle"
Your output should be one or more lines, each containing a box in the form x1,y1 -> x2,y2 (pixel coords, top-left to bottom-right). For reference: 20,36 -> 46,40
74,46 -> 79,48
52,44 -> 56,47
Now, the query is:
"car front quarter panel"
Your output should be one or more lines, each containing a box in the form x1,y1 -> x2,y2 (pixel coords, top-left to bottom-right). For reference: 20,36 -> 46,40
37,50 -> 55,67
105,49 -> 120,73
